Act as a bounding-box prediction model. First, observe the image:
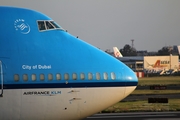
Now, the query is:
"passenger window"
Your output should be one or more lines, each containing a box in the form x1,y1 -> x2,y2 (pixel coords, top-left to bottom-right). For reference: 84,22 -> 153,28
23,74 -> 28,81
32,74 -> 36,81
56,73 -> 61,80
80,73 -> 85,80
14,74 -> 19,81
40,74 -> 45,81
111,72 -> 116,80
48,73 -> 53,80
72,73 -> 77,80
38,21 -> 46,31
103,72 -> 108,80
46,21 -> 54,29
96,73 -> 100,80
88,73 -> 93,80
64,73 -> 69,80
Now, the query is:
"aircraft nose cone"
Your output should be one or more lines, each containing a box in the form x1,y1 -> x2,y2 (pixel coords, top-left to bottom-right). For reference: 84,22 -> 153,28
125,69 -> 138,86
123,68 -> 138,98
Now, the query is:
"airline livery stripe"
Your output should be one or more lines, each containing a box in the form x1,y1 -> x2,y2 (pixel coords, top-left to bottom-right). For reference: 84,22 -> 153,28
1,82 -> 137,89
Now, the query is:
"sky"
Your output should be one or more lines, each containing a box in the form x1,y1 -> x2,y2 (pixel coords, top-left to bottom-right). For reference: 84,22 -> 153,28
1,0 -> 180,52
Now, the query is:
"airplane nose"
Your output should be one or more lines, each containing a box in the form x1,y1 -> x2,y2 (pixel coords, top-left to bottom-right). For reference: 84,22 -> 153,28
124,68 -> 138,98
125,69 -> 138,86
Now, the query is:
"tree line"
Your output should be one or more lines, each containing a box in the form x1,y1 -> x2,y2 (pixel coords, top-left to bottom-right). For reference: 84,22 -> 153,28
119,44 -> 179,57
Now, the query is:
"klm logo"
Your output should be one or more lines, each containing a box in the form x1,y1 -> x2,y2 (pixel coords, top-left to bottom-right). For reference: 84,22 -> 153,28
14,19 -> 30,34
51,91 -> 61,95
18,23 -> 28,31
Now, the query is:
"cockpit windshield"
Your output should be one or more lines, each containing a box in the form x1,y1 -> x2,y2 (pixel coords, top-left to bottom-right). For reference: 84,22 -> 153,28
37,20 -> 64,31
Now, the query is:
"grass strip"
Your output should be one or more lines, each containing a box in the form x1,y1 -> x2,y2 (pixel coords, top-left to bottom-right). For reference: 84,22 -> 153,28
138,76 -> 180,86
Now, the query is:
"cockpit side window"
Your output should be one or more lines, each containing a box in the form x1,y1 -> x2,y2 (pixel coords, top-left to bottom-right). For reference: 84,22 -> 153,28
50,21 -> 60,28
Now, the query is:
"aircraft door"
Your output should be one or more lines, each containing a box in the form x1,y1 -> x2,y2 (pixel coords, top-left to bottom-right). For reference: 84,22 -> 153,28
0,61 -> 3,97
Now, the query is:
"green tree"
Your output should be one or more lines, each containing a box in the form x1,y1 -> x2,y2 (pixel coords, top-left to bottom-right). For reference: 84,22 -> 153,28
158,46 -> 172,55
120,44 -> 137,56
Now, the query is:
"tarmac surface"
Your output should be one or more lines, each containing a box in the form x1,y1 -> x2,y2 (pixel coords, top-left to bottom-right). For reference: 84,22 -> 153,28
84,112 -> 180,120
123,94 -> 180,101
136,85 -> 180,90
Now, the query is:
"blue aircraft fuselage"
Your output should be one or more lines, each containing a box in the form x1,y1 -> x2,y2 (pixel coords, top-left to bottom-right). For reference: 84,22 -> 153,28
0,6 -> 138,120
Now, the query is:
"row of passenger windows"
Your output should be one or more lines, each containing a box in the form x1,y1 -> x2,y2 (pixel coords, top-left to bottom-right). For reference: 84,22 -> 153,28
14,72 -> 116,82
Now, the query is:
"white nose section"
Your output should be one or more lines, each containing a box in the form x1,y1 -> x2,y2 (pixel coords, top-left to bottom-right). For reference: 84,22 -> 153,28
124,86 -> 137,98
